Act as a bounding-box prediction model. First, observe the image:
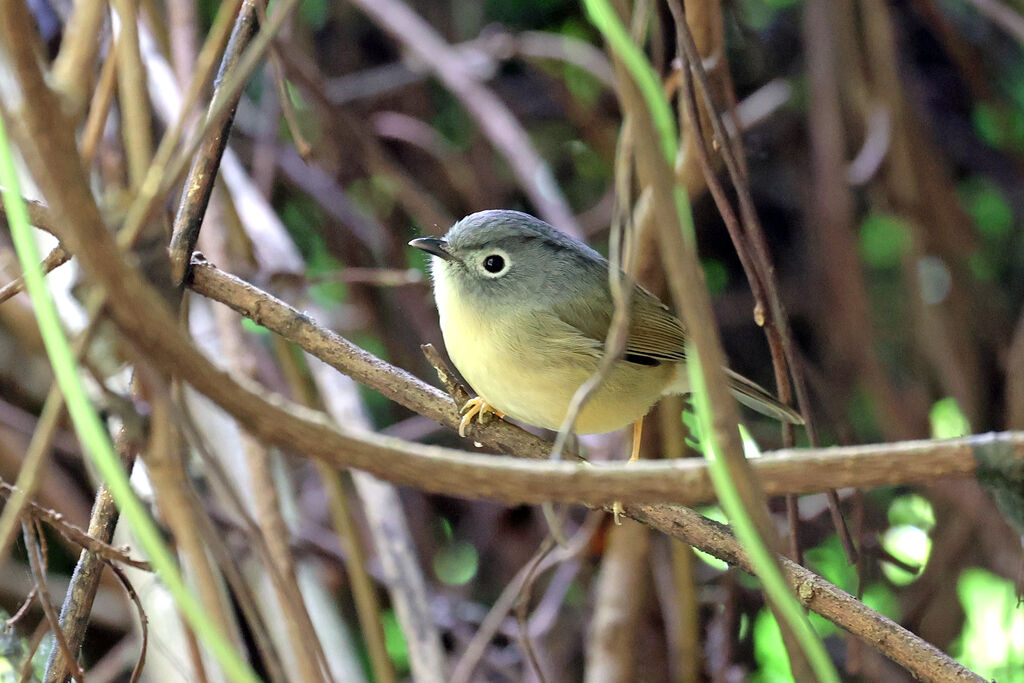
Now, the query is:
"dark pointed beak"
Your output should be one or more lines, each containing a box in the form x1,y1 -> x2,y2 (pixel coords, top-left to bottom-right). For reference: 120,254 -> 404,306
409,237 -> 453,261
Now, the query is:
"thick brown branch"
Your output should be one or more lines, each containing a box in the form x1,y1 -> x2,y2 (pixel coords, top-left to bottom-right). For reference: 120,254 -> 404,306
185,256 -> 1024,500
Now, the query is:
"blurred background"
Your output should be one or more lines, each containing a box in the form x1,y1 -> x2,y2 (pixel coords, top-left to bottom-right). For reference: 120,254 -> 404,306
1,0 -> 1024,681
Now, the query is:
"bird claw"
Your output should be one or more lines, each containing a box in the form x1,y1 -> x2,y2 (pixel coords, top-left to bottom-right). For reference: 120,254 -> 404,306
612,500 -> 625,525
458,397 -> 504,438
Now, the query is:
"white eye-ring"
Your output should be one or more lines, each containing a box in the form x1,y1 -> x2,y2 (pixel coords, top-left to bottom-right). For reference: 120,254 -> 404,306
478,249 -> 511,278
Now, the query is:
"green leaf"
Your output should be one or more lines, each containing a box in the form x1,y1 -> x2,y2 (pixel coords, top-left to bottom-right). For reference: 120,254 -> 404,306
973,101 -> 1007,148
952,568 -> 1024,681
241,318 -> 270,336
858,212 -> 911,269
805,534 -> 857,592
960,178 -> 1013,239
300,0 -> 328,30
929,397 -> 971,439
887,493 -> 936,531
702,258 -> 729,294
691,506 -> 728,571
880,524 -> 931,585
751,609 -> 790,682
380,609 -> 411,673
433,540 -> 479,586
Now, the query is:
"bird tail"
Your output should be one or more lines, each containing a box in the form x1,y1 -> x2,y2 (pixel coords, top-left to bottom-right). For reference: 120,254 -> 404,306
723,368 -> 805,425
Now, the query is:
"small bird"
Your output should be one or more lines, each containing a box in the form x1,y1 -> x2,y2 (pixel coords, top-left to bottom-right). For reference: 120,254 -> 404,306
410,210 -> 802,449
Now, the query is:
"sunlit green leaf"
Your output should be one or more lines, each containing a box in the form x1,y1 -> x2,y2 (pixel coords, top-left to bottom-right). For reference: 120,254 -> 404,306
751,609 -> 790,682
380,609 -> 411,673
241,318 -> 270,336
880,524 -> 931,585
862,582 -> 900,621
437,516 -> 454,543
738,423 -> 761,459
751,603 -> 837,683
887,493 -> 936,532
952,568 -> 1024,681
930,397 -> 971,439
691,506 -> 728,570
681,403 -> 703,451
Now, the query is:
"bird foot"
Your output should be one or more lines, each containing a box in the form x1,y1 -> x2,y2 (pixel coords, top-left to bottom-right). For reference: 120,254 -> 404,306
612,501 -> 625,525
612,419 -> 644,525
458,397 -> 504,437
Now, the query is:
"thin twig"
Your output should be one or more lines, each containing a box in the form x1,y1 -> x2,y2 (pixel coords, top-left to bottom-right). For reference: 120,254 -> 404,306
24,521 -> 85,683
515,538 -> 556,683
670,0 -> 858,563
42,425 -> 136,683
451,512 -> 601,683
0,479 -> 151,570
106,562 -> 148,683
168,0 -> 263,284
0,244 -> 72,305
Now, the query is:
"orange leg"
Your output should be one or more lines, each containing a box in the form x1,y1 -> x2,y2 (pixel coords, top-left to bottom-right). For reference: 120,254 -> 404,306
629,417 -> 643,463
613,418 -> 644,524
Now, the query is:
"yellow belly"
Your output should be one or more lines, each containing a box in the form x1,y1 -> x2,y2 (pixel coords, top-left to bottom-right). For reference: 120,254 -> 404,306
435,278 -> 674,433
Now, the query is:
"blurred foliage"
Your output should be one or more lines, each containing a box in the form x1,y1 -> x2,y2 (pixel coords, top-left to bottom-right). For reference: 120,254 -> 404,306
952,568 -> 1024,681
930,397 -> 971,439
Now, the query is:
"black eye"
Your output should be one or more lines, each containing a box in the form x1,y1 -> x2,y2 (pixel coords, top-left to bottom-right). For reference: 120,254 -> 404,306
483,254 -> 505,273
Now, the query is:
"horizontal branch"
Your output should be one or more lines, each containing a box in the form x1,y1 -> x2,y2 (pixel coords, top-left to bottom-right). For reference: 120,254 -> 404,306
188,257 -> 1021,505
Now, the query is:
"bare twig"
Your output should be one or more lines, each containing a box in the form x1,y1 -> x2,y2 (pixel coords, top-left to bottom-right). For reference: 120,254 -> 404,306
0,244 -> 72,305
451,513 -> 601,683
0,478 -> 151,571
106,563 -> 148,683
168,0 -> 263,284
79,39 -> 119,164
43,426 -> 136,683
50,0 -> 107,115
25,521 -> 85,683
515,539 -> 556,683
186,258 -> 1024,502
